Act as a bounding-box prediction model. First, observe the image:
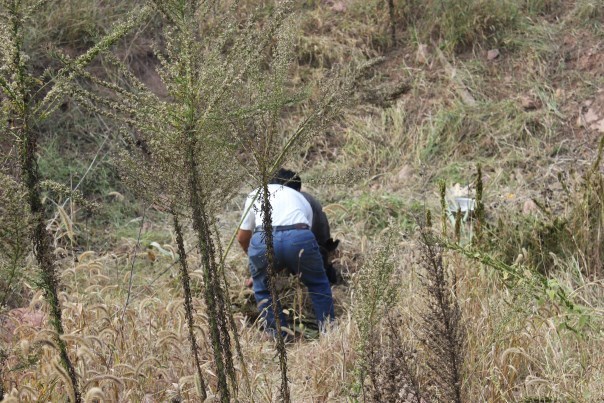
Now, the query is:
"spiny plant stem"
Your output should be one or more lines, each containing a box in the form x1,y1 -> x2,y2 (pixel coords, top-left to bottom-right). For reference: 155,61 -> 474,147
473,164 -> 484,244
439,180 -> 448,237
173,212 -> 208,401
186,141 -> 230,402
214,222 -> 252,400
19,116 -> 82,403
0,346 -> 6,401
260,180 -> 291,403
387,0 -> 396,44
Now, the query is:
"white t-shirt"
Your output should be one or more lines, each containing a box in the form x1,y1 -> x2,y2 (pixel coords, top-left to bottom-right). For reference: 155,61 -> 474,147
240,184 -> 313,231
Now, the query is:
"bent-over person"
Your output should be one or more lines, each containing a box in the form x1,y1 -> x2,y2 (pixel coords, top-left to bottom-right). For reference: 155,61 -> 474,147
236,182 -> 335,336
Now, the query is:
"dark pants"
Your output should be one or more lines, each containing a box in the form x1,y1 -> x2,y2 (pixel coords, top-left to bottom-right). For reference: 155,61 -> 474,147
248,229 -> 335,333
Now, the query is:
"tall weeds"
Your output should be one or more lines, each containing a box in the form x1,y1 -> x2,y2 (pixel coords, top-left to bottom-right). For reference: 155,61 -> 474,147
366,313 -> 423,403
114,1 -> 242,396
418,230 -> 466,402
172,212 -> 208,401
69,1 -> 336,399
351,234 -> 396,398
362,228 -> 467,402
569,136 -> 604,277
0,1 -> 151,400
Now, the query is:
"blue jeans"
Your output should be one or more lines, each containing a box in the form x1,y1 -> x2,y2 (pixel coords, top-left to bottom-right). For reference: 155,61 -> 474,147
248,229 -> 335,333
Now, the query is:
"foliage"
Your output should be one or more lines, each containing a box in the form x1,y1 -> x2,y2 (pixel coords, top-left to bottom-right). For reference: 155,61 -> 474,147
417,231 -> 466,402
0,173 -> 32,308
489,137 -> 604,278
351,233 -> 397,397
1,0 -> 604,401
0,0 -> 151,401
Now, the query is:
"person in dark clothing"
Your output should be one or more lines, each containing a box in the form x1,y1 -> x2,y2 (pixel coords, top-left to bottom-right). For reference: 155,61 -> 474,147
271,169 -> 340,284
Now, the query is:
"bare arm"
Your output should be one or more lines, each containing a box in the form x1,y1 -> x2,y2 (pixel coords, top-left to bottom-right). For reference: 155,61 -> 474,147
237,229 -> 252,255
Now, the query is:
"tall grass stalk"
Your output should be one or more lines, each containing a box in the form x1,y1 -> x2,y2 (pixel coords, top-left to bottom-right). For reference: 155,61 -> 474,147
418,230 -> 465,402
0,2 -> 150,401
473,164 -> 484,245
172,211 -> 208,401
352,234 -> 396,398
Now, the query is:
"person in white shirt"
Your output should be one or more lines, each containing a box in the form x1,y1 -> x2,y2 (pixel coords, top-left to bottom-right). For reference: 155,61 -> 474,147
237,179 -> 335,335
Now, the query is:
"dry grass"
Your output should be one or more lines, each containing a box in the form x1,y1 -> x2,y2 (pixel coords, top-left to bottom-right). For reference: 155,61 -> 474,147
2,0 -> 604,401
2,205 -> 604,401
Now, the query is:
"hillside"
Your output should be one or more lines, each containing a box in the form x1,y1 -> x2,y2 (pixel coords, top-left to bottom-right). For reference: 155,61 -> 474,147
1,0 -> 603,401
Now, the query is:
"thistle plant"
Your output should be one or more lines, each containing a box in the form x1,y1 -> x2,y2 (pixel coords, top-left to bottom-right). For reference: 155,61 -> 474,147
418,230 -> 466,403
0,1 -> 151,401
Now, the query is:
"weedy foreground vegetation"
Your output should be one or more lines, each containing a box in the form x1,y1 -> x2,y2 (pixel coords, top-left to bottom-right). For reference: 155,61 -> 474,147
1,0 -> 603,401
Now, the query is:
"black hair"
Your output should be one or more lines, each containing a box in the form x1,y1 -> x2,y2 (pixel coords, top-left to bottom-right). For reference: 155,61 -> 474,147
270,168 -> 301,191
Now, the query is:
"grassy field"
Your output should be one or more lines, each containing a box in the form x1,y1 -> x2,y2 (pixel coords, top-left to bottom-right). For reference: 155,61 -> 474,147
1,0 -> 604,401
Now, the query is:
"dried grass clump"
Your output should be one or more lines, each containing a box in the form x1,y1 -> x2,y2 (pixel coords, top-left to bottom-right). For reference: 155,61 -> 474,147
491,136 -> 604,278
366,314 -> 423,403
565,136 -> 604,277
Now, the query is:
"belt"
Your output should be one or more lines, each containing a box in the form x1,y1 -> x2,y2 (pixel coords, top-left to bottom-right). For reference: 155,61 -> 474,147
254,223 -> 309,232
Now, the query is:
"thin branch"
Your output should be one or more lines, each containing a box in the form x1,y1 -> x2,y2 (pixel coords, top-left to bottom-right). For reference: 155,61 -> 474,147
120,205 -> 147,321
